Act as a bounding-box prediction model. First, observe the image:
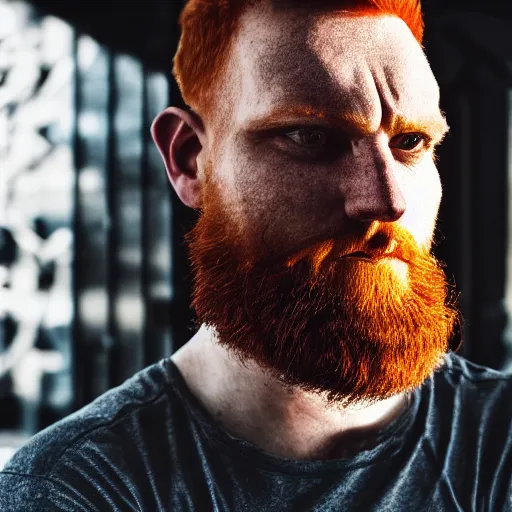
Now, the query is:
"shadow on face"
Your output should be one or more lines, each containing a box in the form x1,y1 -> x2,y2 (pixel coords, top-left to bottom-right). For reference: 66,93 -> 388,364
203,5 -> 447,261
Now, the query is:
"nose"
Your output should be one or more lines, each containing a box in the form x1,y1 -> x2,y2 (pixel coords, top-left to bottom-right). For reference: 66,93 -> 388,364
343,138 -> 406,223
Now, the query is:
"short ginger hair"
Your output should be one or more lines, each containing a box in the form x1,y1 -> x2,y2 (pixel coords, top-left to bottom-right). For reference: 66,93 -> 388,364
173,0 -> 424,120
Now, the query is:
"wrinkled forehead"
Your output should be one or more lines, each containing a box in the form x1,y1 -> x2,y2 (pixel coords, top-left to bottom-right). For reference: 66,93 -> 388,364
228,3 -> 441,132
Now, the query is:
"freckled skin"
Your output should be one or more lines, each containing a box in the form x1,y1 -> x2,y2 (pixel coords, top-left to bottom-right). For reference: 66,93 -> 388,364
213,6 -> 444,261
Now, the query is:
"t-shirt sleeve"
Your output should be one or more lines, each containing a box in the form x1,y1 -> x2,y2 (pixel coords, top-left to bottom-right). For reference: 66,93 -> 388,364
0,471 -> 100,512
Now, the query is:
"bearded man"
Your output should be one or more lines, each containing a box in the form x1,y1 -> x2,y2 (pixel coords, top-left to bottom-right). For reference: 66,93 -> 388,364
1,0 -> 512,510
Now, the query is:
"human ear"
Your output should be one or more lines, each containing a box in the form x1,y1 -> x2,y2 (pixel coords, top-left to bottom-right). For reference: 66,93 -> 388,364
151,106 -> 205,209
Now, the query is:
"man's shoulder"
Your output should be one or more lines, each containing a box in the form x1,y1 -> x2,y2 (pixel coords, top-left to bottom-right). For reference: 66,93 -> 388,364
0,358 -> 203,510
2,358 -> 176,478
439,351 -> 512,386
432,352 -> 512,425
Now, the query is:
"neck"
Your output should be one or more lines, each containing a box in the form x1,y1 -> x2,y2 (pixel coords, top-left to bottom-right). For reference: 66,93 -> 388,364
171,324 -> 411,460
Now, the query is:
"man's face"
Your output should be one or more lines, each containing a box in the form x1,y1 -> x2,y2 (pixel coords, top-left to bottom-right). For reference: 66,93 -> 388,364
186,4 -> 459,405
207,5 -> 447,262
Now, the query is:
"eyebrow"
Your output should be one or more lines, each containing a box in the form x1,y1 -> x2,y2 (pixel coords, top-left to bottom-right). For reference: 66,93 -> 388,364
244,105 -> 450,143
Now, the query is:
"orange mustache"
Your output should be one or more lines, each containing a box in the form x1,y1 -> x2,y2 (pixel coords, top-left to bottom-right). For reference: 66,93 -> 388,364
285,221 -> 421,275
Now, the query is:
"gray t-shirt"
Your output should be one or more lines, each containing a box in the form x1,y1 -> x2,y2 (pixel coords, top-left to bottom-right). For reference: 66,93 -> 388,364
0,352 -> 511,511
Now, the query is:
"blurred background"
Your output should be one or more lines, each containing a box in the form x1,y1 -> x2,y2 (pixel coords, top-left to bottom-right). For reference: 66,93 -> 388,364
0,0 -> 512,466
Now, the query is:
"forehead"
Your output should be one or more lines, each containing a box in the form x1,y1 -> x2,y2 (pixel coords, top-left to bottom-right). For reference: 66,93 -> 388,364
228,4 -> 442,132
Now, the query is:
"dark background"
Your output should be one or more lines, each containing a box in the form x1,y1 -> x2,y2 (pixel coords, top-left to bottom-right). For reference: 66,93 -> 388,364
1,0 -> 512,440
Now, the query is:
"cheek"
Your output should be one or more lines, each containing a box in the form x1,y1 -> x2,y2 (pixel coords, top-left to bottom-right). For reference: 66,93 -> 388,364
399,161 -> 442,249
217,146 -> 335,254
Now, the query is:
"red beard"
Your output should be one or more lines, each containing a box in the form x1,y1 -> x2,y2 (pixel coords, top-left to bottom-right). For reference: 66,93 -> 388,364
185,168 -> 461,406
